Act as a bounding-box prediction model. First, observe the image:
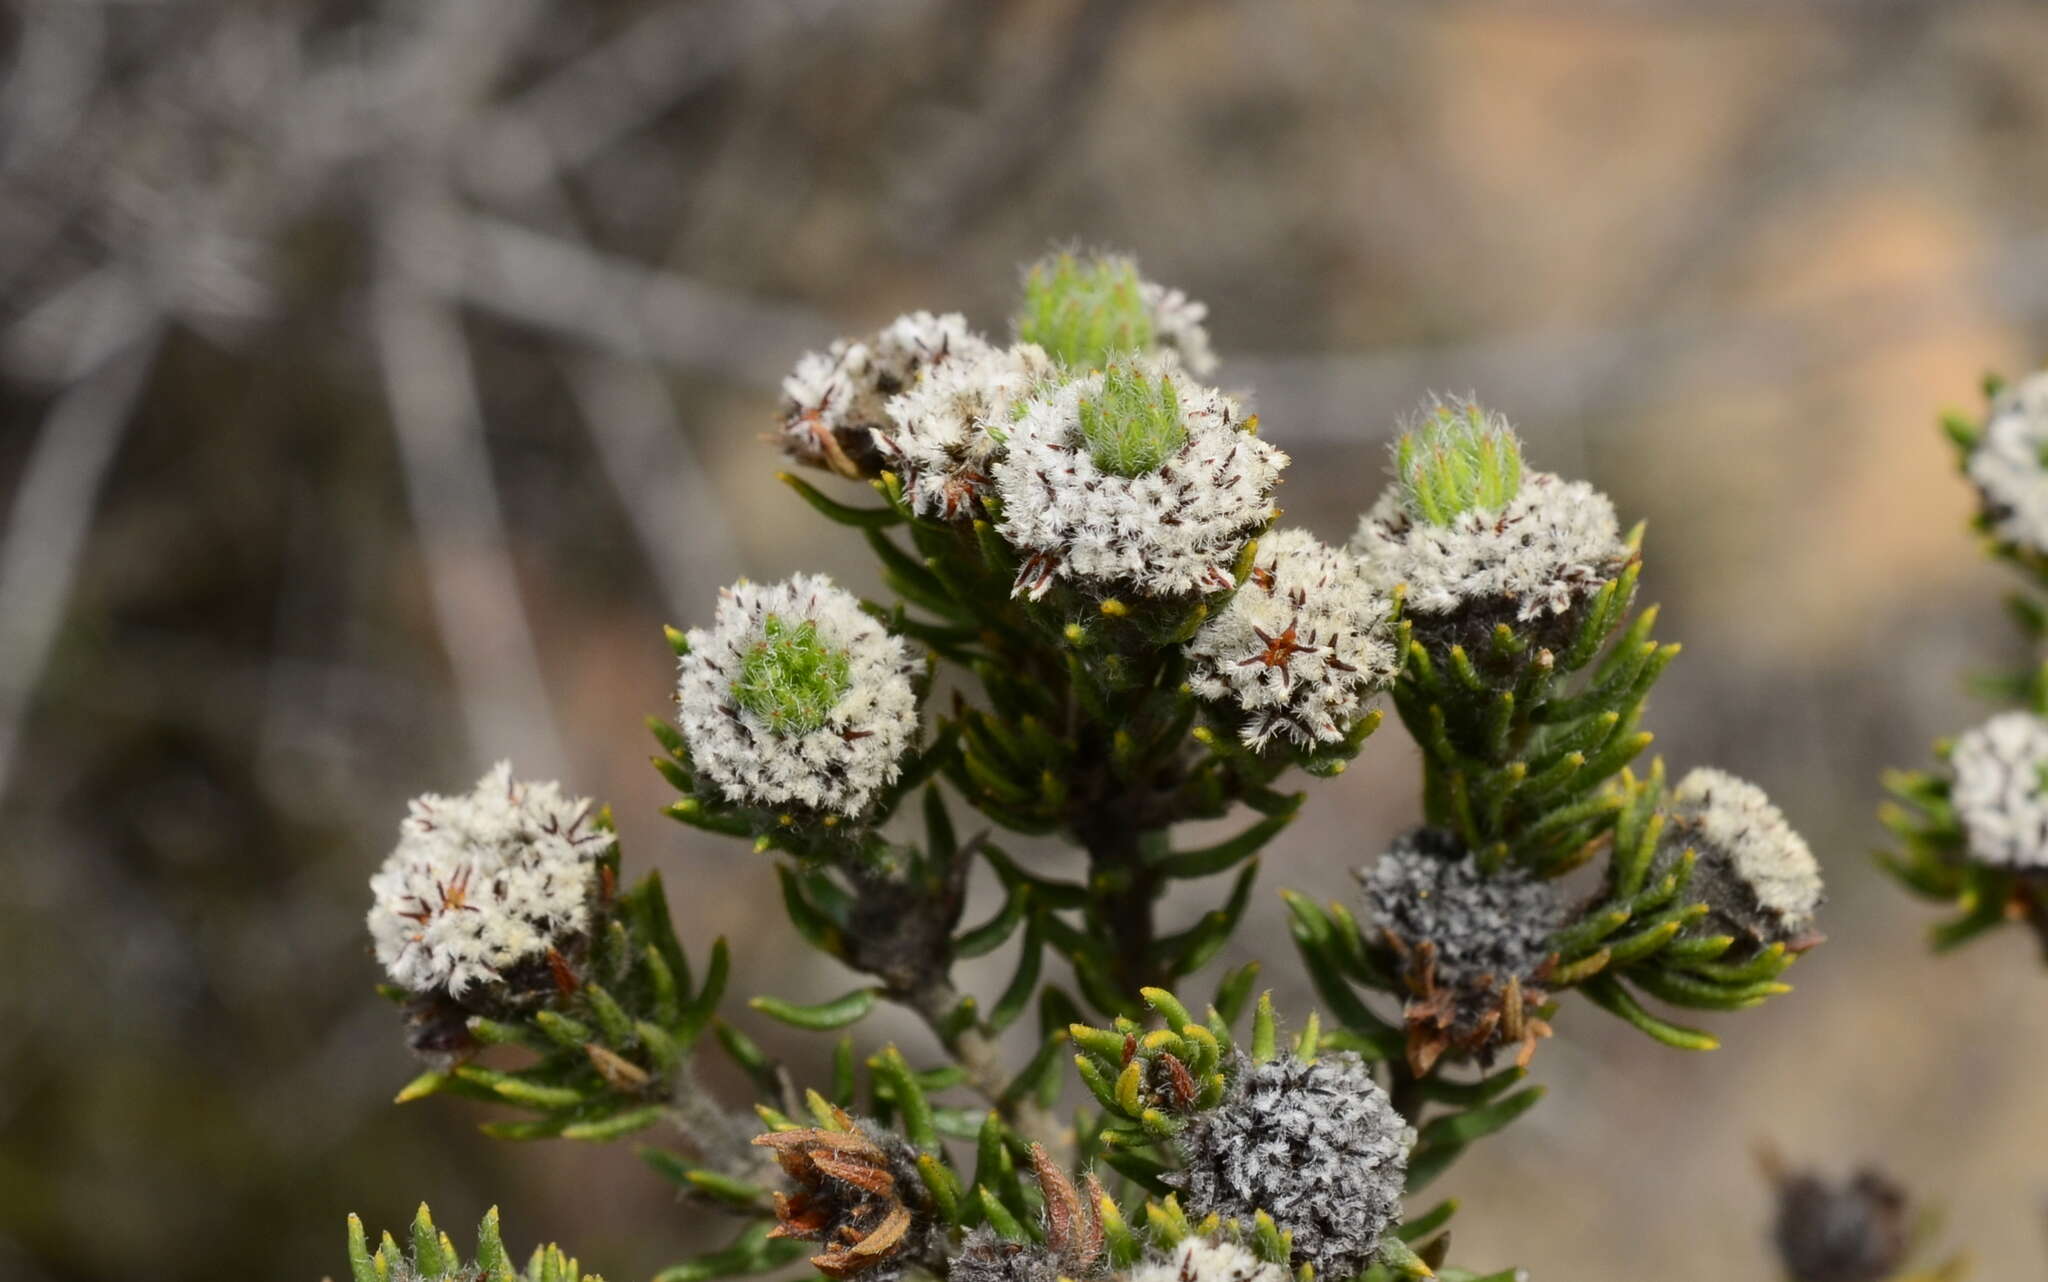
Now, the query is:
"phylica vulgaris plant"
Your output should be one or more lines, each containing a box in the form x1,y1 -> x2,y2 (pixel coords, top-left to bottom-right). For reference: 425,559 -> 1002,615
348,249 -> 1834,1282
1883,369 -> 2048,956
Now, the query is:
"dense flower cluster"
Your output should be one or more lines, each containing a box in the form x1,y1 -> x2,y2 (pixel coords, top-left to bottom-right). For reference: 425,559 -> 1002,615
1966,370 -> 2048,557
780,312 -> 985,478
1351,468 -> 1629,626
1361,828 -> 1563,993
1173,1053 -> 1410,1280
1948,710 -> 2048,869
676,574 -> 922,817
994,359 -> 1285,600
875,341 -> 1055,520
1663,768 -> 1824,947
367,762 -> 609,998
1185,529 -> 1399,749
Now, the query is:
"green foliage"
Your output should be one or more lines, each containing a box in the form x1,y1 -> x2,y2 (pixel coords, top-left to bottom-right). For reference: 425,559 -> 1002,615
1078,364 -> 1186,477
1016,251 -> 1153,370
733,615 -> 851,735
1395,400 -> 1524,526
345,1205 -> 601,1282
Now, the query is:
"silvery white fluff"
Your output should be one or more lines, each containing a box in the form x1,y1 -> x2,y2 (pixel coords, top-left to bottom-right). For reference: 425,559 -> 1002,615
1174,1052 -> 1411,1280
1967,371 -> 2048,555
1349,470 -> 1628,621
1360,828 -> 1564,990
994,360 -> 1287,600
677,574 -> 922,817
1666,767 -> 1825,943
874,341 -> 1056,520
779,312 -> 989,475
1948,710 -> 2048,869
1140,279 -> 1219,378
367,762 -> 609,997
1125,1239 -> 1287,1282
1184,529 -> 1399,749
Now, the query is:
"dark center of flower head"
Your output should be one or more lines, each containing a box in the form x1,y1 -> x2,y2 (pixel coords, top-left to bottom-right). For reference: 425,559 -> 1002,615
1394,398 -> 1524,526
734,615 -> 852,736
1077,363 -> 1187,477
1016,251 -> 1154,371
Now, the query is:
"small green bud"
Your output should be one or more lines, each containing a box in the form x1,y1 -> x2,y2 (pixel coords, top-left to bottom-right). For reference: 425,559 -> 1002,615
733,615 -> 852,735
1016,251 -> 1154,370
1394,398 -> 1524,525
1078,364 -> 1186,477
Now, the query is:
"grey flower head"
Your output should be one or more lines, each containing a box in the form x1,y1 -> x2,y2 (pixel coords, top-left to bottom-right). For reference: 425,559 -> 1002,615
1359,828 -> 1564,1069
946,1228 -> 1059,1282
1349,466 -> 1629,653
1772,1168 -> 1910,1282
1967,370 -> 2048,556
1663,768 -> 1824,948
1125,1239 -> 1286,1282
1948,710 -> 2048,869
1360,828 -> 1564,994
1173,1052 -> 1411,1280
779,312 -> 990,479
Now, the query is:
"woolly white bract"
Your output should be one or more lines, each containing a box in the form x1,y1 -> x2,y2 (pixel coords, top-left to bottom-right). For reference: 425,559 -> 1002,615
677,574 -> 922,817
367,762 -> 609,997
779,312 -> 988,476
875,341 -> 1056,520
1669,767 -> 1824,933
1175,1052 -> 1411,1280
1350,469 -> 1628,621
1968,371 -> 2048,556
1949,710 -> 2048,869
1127,1239 -> 1287,1282
1140,279 -> 1218,378
1185,529 -> 1398,749
994,360 -> 1286,600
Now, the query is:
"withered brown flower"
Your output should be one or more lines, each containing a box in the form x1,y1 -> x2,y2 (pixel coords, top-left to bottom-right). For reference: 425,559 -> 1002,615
754,1116 -> 931,1280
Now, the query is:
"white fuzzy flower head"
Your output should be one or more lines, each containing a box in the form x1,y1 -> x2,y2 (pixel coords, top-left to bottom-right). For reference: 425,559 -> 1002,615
1665,767 -> 1825,946
1967,371 -> 2048,556
367,762 -> 610,999
1185,529 -> 1399,749
1949,710 -> 2048,869
1350,400 -> 1628,634
1126,1239 -> 1287,1282
1174,1052 -> 1411,1280
778,312 -> 989,478
994,359 -> 1286,601
1139,278 -> 1218,377
875,341 -> 1056,520
677,574 -> 922,818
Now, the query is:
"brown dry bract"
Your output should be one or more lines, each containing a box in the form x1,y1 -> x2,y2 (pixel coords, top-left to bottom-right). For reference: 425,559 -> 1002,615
754,1123 -> 916,1279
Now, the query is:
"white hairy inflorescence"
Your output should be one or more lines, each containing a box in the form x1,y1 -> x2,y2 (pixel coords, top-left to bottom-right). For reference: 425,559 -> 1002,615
1350,470 -> 1628,621
993,359 -> 1286,601
875,341 -> 1056,520
1126,1239 -> 1287,1282
1949,710 -> 2048,869
367,762 -> 609,997
1667,767 -> 1825,941
1184,528 -> 1399,749
1139,279 -> 1218,378
778,312 -> 988,474
677,574 -> 922,817
1968,371 -> 2048,556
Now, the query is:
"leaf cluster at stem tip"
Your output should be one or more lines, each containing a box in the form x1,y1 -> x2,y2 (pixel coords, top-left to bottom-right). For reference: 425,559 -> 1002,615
1396,399 -> 1524,526
1079,364 -> 1186,478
